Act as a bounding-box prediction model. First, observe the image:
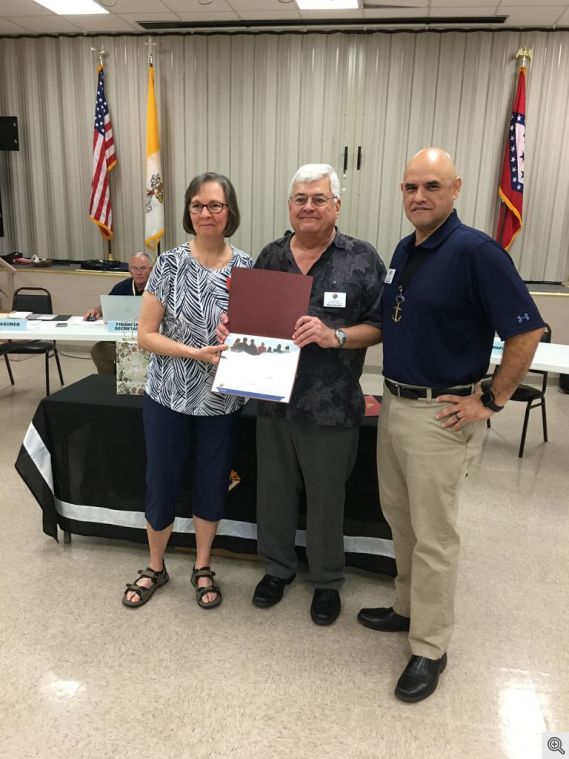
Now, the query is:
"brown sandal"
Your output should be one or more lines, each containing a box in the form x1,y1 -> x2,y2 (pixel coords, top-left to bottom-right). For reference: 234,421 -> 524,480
191,565 -> 222,610
122,564 -> 169,608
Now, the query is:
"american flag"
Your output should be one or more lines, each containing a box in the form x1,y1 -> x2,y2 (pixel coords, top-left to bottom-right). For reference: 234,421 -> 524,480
89,65 -> 117,239
496,67 -> 526,250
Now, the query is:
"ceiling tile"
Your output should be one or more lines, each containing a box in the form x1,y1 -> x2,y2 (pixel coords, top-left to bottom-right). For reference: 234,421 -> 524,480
363,0 -> 428,7
300,10 -> 364,18
0,18 -> 32,33
164,0 -> 234,11
227,0 -> 298,9
498,0 -> 568,5
427,6 -> 504,16
0,0 -> 52,15
60,14 -> 138,32
362,7 -> 431,17
174,11 -> 241,21
118,12 -> 182,22
430,0 -> 498,6
111,0 -> 172,10
6,15 -> 82,33
237,10 -> 302,19
498,6 -> 568,23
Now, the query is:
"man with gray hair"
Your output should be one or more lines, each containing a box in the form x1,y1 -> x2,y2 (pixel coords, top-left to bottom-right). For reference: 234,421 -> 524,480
249,163 -> 386,624
83,251 -> 153,374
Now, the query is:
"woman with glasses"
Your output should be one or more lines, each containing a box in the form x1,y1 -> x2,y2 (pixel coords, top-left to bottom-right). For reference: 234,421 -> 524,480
123,172 -> 252,610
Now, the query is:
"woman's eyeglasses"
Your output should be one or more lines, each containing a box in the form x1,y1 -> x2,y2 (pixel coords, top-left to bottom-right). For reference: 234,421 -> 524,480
189,202 -> 228,215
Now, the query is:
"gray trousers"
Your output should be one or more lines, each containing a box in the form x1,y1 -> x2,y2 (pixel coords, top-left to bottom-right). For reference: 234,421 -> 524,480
256,416 -> 359,589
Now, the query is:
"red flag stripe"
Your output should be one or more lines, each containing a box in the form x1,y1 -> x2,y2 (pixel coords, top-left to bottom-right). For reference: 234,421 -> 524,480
89,66 -> 116,240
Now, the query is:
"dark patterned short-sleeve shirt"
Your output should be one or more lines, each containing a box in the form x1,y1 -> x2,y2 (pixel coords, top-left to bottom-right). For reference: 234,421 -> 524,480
145,243 -> 253,416
255,231 -> 386,427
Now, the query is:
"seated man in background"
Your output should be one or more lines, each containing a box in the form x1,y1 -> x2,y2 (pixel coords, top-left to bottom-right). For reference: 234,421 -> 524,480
83,252 -> 153,375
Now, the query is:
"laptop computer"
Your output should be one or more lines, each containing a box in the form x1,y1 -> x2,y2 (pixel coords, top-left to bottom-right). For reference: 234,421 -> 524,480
100,295 -> 142,323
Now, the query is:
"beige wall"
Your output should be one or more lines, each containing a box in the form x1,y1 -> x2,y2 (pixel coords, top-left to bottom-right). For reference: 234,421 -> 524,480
0,268 -> 128,314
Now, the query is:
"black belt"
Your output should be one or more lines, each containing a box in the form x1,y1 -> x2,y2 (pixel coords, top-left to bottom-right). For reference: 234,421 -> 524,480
384,378 -> 475,401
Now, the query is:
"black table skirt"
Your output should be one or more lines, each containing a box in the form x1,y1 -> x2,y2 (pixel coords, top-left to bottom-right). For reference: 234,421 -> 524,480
16,375 -> 395,576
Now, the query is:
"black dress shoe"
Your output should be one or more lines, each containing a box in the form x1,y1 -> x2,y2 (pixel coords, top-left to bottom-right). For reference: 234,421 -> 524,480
310,589 -> 341,626
357,606 -> 410,632
252,573 -> 295,608
395,653 -> 448,703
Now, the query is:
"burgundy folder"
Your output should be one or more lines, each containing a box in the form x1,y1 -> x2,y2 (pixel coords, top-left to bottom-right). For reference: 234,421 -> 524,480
228,268 -> 313,339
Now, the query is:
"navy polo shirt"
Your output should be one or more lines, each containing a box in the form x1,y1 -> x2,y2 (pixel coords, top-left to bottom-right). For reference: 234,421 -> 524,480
382,210 -> 544,387
108,278 -> 143,296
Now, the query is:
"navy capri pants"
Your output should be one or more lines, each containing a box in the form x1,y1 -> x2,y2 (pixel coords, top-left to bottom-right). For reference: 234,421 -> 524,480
143,393 -> 239,531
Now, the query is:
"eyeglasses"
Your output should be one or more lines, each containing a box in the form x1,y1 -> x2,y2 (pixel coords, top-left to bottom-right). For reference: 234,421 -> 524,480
189,202 -> 228,215
289,194 -> 337,207
129,266 -> 150,273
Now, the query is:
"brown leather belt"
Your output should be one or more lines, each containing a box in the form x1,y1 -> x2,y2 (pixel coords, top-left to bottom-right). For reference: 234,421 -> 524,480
384,378 -> 476,401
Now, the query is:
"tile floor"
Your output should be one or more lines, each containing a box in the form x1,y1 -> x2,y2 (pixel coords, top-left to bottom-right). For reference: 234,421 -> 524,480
1,350 -> 568,759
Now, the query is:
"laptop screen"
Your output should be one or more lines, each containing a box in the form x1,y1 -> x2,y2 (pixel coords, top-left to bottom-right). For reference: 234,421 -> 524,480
100,295 -> 142,323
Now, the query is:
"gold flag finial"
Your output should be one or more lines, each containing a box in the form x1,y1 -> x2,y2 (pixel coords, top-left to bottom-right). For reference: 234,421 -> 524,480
516,47 -> 533,69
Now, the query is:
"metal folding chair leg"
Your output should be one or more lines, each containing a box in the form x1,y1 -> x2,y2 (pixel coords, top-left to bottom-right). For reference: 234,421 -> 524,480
3,354 -> 15,385
45,352 -> 50,396
518,403 -> 532,458
54,348 -> 64,386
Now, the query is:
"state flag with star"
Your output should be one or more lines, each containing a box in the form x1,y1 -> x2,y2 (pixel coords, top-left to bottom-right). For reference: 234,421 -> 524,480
496,67 -> 526,251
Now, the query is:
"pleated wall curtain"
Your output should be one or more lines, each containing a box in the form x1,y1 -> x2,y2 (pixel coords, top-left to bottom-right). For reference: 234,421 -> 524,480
0,30 -> 568,281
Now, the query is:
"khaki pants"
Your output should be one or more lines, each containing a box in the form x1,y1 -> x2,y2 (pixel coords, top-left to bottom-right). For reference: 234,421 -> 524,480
377,389 -> 485,658
91,341 -> 117,375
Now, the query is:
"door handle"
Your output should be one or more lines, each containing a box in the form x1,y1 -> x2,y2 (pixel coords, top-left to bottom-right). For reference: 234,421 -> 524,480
343,146 -> 348,173
357,145 -> 362,170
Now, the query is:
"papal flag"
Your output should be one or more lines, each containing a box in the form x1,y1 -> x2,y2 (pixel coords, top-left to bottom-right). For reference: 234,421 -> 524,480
144,63 -> 164,249
496,65 -> 526,251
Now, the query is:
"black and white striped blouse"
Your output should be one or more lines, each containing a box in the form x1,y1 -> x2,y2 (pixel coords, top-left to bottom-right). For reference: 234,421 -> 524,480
145,242 -> 253,416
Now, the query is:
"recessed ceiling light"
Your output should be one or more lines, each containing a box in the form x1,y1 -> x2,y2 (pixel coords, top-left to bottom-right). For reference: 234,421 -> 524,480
32,0 -> 109,14
296,0 -> 360,9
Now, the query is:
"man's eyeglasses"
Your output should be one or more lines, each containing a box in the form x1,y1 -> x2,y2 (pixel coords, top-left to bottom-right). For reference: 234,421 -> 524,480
130,266 -> 150,273
289,194 -> 337,207
189,202 -> 228,215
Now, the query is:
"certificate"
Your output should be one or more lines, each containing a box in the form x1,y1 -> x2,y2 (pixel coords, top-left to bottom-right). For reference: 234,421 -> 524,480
212,268 -> 312,403
212,333 -> 301,403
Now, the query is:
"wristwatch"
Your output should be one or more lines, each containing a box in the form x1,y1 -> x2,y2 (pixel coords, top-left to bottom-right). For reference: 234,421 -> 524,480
335,328 -> 347,348
480,388 -> 504,412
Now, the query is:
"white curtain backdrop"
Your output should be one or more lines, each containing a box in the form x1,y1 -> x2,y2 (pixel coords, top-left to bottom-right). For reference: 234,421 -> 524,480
0,30 -> 568,281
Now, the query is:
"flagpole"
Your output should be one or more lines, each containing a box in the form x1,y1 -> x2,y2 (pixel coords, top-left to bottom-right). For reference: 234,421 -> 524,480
144,37 -> 165,255
89,46 -> 117,264
496,47 -> 531,249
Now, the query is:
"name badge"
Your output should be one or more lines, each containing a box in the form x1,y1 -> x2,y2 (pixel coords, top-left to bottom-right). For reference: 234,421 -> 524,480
108,320 -> 139,333
0,319 -> 27,330
385,268 -> 396,284
323,291 -> 346,308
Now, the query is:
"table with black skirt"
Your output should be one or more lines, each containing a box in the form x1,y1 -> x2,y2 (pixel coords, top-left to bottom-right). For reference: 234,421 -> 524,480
15,375 -> 395,576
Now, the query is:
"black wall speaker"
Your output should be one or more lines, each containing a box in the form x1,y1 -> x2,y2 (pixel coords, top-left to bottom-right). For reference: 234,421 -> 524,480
0,117 -> 19,151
